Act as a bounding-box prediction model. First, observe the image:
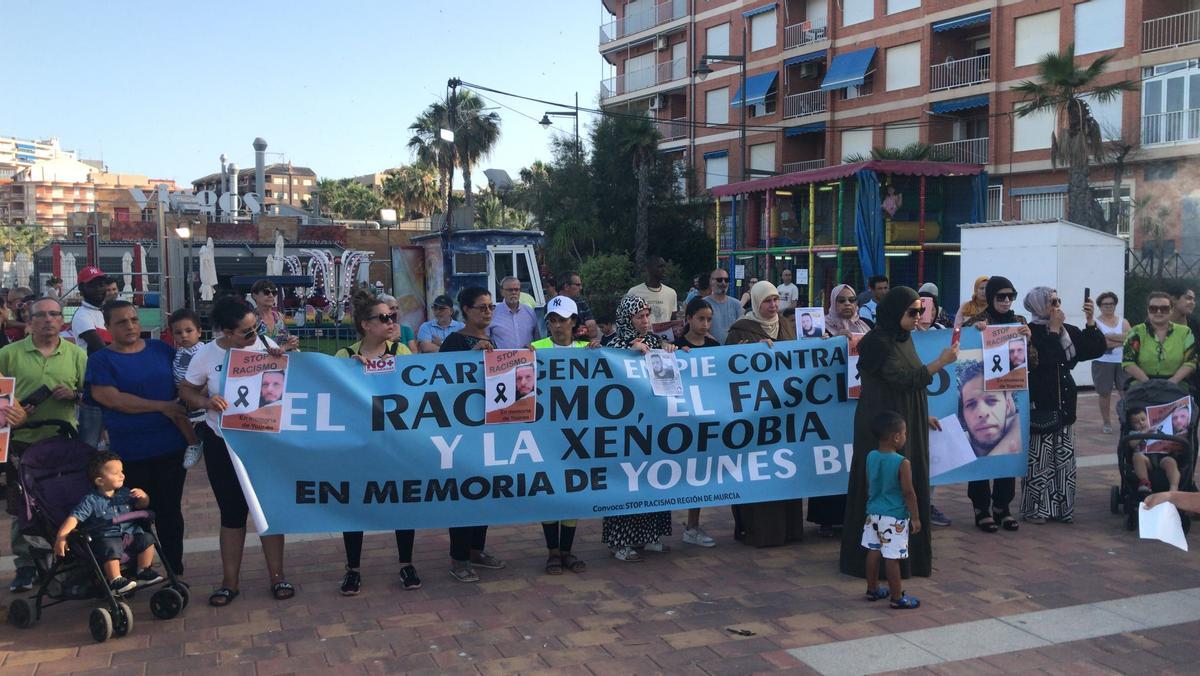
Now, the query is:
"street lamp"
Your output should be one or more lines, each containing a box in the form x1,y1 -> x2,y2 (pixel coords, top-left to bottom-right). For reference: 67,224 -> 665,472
539,93 -> 582,160
694,44 -> 747,182
175,223 -> 195,309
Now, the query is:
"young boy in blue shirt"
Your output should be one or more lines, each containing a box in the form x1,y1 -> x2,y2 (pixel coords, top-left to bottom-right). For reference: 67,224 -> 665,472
54,451 -> 162,594
862,411 -> 922,609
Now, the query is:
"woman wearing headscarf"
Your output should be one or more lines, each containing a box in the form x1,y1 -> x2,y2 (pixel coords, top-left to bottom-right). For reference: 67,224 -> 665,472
962,276 -> 1034,532
807,284 -> 870,538
954,276 -> 990,327
839,287 -> 958,578
1022,286 -> 1105,523
602,295 -> 677,561
725,281 -> 803,546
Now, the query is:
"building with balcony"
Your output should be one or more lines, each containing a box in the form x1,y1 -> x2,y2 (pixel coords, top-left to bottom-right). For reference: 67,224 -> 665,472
598,0 -> 1200,299
0,136 -> 77,180
191,163 -> 318,208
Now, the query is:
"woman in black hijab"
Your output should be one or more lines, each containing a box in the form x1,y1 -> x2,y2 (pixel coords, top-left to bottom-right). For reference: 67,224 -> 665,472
839,287 -> 958,578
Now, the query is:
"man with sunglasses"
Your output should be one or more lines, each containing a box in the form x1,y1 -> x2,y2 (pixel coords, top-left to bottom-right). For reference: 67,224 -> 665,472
1123,291 -> 1198,387
488,276 -> 540,349
704,268 -> 741,344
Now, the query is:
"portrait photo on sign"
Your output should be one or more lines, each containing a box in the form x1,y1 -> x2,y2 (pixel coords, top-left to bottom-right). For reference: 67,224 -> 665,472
1141,396 -> 1193,455
796,307 -> 826,338
484,349 -> 537,424
647,349 -> 682,397
981,324 -> 1028,391
845,333 -> 865,399
221,349 -> 290,434
955,358 -> 1023,457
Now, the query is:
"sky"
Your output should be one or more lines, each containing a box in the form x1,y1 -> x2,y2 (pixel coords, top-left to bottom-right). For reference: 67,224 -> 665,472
4,1 -> 610,190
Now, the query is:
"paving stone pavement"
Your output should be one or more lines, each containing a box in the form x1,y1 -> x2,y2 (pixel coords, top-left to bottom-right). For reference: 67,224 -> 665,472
2,393 -> 1199,675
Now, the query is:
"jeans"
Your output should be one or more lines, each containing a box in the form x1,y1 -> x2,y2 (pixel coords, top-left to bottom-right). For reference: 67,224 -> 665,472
76,404 -> 104,449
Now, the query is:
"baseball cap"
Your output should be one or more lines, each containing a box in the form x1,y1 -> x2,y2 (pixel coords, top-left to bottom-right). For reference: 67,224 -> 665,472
432,294 -> 454,308
546,295 -> 578,319
918,282 -> 939,297
78,266 -> 107,284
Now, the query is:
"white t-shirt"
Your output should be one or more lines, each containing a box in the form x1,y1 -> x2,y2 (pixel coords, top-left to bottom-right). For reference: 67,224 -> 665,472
627,283 -> 678,325
184,335 -> 277,437
776,283 -> 800,311
70,303 -> 110,347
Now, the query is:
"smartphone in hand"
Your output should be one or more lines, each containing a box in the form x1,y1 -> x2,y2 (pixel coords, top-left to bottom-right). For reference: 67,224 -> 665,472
951,326 -> 962,347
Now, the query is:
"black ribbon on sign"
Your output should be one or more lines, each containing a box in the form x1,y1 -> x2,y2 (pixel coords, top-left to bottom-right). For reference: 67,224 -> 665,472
494,382 -> 508,404
991,354 -> 1003,373
234,385 -> 250,407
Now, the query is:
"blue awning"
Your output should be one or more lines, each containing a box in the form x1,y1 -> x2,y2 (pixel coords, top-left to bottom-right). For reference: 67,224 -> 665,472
1011,184 -> 1067,196
931,10 -> 991,32
820,47 -> 875,91
784,122 -> 826,137
703,150 -> 729,160
784,50 -> 827,67
931,94 -> 990,114
742,3 -> 776,17
731,71 -> 779,107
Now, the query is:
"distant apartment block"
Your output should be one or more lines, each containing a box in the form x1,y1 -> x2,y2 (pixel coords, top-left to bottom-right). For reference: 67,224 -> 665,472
0,136 -> 76,179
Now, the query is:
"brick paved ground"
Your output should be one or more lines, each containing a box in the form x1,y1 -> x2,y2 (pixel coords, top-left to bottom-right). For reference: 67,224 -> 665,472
2,393 -> 1198,675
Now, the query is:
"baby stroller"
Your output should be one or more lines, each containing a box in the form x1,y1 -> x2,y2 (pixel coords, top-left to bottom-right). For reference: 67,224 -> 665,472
6,421 -> 190,642
1110,380 -> 1198,532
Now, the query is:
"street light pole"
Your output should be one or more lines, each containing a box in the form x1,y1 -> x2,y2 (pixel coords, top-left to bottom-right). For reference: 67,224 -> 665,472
539,91 -> 582,164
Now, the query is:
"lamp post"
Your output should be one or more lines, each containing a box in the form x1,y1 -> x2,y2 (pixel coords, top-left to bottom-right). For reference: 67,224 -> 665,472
539,92 -> 582,163
175,223 -> 195,309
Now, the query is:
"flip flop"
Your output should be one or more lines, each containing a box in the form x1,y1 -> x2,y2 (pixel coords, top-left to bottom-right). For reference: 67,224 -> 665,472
865,587 -> 890,602
208,587 -> 239,607
271,580 -> 295,600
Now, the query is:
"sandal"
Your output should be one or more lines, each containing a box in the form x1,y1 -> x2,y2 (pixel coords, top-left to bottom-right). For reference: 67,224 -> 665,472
545,555 -> 564,575
271,580 -> 295,600
208,587 -> 239,607
995,512 -> 1019,531
865,587 -> 890,602
974,513 -> 999,533
560,553 -> 587,573
890,594 -> 920,610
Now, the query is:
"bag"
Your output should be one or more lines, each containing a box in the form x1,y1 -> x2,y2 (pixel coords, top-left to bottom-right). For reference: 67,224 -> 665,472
1029,409 -> 1062,434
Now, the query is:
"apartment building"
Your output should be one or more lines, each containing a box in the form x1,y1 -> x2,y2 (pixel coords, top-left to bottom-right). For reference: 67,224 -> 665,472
599,0 -> 1200,258
0,136 -> 77,179
192,163 -> 318,208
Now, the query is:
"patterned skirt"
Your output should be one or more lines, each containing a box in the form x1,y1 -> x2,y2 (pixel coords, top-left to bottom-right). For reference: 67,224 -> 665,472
602,512 -> 672,548
1022,425 -> 1076,521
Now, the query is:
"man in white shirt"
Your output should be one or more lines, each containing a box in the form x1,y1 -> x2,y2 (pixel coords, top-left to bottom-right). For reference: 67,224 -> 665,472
776,269 -> 800,312
859,275 -> 889,325
626,256 -> 678,325
70,266 -> 118,355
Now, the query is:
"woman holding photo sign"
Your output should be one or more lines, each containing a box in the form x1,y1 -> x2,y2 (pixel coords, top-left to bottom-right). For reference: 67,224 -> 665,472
839,287 -> 958,578
334,290 -> 421,594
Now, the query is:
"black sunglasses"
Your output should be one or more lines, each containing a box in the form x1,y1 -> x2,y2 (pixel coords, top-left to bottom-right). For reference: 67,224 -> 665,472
905,308 -> 922,318
371,312 -> 398,324
1149,305 -> 1172,314
471,303 -> 497,312
236,326 -> 258,340
994,292 -> 1018,302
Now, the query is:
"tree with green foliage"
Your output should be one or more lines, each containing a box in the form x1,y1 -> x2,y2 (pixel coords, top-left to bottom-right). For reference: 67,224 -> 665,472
408,106 -> 456,213
0,226 -> 50,261
451,91 -> 501,223
315,178 -> 387,220
615,116 -> 660,268
844,142 -> 952,163
382,163 -> 440,219
579,252 -> 635,325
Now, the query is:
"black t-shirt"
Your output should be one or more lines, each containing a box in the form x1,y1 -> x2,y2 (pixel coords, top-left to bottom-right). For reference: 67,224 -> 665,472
674,334 -> 720,349
440,331 -> 485,352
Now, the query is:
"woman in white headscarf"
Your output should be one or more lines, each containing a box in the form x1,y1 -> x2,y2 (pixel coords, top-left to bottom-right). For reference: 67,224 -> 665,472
725,281 -> 797,345
825,284 -> 872,337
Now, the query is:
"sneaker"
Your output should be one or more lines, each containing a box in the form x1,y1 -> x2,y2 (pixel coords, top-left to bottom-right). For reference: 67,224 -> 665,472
340,568 -> 361,596
682,526 -> 716,547
400,565 -> 421,590
1137,482 -> 1152,497
611,547 -> 642,562
642,539 -> 670,553
450,563 -> 479,583
929,504 -> 952,527
136,567 -> 164,585
470,551 -> 506,569
182,443 -> 204,469
9,566 -> 36,593
109,576 -> 137,594
1102,425 -> 1113,434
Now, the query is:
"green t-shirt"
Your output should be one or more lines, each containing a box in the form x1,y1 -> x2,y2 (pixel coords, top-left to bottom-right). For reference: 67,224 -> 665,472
531,338 -> 589,349
0,337 -> 87,445
1122,322 -> 1197,378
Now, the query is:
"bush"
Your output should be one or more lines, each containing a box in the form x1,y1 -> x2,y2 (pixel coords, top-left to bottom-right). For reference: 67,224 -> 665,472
580,253 -> 636,323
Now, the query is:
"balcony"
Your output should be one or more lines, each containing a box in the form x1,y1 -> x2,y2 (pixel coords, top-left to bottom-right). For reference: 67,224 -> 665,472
930,54 -> 990,92
1144,8 -> 1200,52
781,159 -> 826,174
1141,110 -> 1200,146
931,137 -> 989,164
1015,193 -> 1065,221
783,90 -> 827,119
600,0 -> 686,45
656,117 -> 688,141
783,18 -> 828,50
601,56 -> 687,99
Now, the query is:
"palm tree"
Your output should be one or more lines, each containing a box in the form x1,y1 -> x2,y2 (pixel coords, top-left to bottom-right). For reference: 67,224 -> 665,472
407,105 -> 455,217
615,116 -> 661,268
382,163 -> 440,219
450,91 -> 501,224
844,142 -> 952,164
1011,44 -> 1137,232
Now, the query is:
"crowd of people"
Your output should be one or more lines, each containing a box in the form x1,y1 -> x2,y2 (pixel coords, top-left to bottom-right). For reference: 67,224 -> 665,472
4,260 -> 1198,612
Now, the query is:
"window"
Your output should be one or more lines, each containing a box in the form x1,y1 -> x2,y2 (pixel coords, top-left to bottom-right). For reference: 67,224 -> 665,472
705,154 -> 729,189
1146,161 -> 1177,181
1014,10 -> 1060,67
842,0 -> 873,27
750,9 -> 776,51
885,43 -> 920,91
885,120 -> 919,149
625,52 -> 656,91
841,128 -> 874,161
453,252 -> 488,275
706,22 -> 729,57
750,142 -> 776,174
1075,0 -> 1124,56
1012,105 -> 1056,151
141,207 -> 154,221
1083,92 -> 1123,140
706,87 -> 729,125
887,0 -> 919,15
303,179 -> 312,186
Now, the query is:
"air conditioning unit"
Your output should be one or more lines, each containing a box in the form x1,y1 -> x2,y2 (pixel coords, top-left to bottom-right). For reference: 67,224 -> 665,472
799,62 -> 819,78
648,94 -> 667,110
655,35 -> 669,51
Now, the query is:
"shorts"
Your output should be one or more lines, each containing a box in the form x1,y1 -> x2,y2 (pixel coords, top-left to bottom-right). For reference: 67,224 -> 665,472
861,514 -> 910,560
1091,361 -> 1124,396
89,530 -> 152,563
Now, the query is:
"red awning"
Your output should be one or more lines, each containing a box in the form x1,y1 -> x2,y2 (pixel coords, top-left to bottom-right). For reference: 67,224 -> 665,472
710,160 -> 985,197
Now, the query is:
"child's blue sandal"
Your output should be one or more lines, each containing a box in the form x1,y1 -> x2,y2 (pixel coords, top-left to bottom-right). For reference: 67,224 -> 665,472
890,594 -> 920,609
865,587 -> 890,601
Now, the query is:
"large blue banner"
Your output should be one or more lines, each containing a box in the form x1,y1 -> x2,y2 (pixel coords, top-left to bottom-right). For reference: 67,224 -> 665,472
222,329 -> 1027,534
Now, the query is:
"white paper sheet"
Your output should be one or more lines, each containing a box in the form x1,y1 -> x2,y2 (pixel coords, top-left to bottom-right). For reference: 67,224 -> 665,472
928,414 -> 977,478
1139,502 -> 1189,552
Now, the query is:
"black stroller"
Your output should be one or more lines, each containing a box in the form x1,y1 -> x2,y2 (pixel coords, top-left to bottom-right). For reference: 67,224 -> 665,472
1110,380 -> 1198,531
6,421 -> 190,642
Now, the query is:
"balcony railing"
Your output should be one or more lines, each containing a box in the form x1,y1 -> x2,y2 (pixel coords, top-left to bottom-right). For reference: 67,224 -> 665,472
783,90 -> 827,119
601,56 -> 687,99
1015,193 -> 1065,221
600,0 -> 687,44
986,185 -> 1003,222
1141,110 -> 1200,146
1096,197 -> 1133,237
930,54 -> 990,92
783,18 -> 828,50
1144,9 -> 1200,51
781,159 -> 826,174
656,117 -> 689,140
931,137 -> 989,164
